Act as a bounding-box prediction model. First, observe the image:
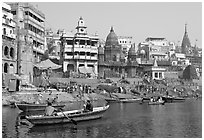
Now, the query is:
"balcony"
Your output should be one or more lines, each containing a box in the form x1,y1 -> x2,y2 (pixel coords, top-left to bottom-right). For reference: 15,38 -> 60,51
90,56 -> 97,60
3,33 -> 16,39
33,46 -> 45,54
64,55 -> 73,59
28,30 -> 44,43
64,46 -> 73,52
2,18 -> 15,28
26,17 -> 45,30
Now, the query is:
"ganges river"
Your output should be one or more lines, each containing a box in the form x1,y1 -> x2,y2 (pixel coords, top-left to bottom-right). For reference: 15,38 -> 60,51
2,98 -> 202,138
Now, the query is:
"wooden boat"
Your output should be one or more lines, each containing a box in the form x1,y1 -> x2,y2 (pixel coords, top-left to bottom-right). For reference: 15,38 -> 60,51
148,100 -> 165,105
105,98 -> 120,103
119,98 -> 142,103
162,96 -> 185,103
172,97 -> 185,102
15,103 -> 65,112
26,105 -> 110,125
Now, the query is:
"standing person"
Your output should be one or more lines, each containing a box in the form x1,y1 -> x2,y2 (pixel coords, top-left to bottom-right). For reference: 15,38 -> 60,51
84,100 -> 93,112
44,102 -> 58,116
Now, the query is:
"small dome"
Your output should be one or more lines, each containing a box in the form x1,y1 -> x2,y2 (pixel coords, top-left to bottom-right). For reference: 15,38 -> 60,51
98,45 -> 104,54
140,49 -> 145,54
128,45 -> 136,56
105,27 -> 119,46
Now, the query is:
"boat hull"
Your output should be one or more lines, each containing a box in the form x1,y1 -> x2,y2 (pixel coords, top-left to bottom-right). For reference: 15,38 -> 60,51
16,103 -> 65,112
26,105 -> 109,125
119,98 -> 142,103
148,101 -> 165,105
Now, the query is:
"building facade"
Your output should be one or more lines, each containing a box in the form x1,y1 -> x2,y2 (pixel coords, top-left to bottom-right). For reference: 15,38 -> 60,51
137,37 -> 175,61
118,35 -> 133,60
98,27 -> 138,78
60,17 -> 99,77
2,3 -> 17,76
9,2 -> 46,83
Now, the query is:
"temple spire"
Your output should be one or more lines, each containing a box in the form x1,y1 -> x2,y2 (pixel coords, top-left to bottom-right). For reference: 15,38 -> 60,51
185,23 -> 187,34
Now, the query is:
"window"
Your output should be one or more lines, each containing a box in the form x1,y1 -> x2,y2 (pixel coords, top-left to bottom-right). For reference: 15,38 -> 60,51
10,47 -> 14,59
4,46 -> 9,56
11,10 -> 16,15
79,52 -> 85,55
66,52 -> 73,56
3,28 -> 6,35
4,63 -> 8,73
159,73 -> 162,78
154,72 -> 158,78
66,40 -> 73,45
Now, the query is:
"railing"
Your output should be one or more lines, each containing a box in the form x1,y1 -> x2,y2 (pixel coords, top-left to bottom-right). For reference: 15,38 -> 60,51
2,18 -> 15,27
33,46 -> 45,54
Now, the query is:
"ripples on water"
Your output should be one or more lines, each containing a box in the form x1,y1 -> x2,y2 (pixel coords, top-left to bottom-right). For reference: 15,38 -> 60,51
2,98 -> 202,138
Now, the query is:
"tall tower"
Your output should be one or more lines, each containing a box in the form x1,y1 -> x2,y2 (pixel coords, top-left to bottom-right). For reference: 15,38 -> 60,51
75,17 -> 87,36
181,23 -> 191,54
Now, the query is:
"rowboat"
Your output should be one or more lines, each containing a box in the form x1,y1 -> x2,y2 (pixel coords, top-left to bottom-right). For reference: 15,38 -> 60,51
26,105 -> 110,125
105,98 -> 120,103
148,100 -> 165,105
162,96 -> 185,103
15,103 -> 65,112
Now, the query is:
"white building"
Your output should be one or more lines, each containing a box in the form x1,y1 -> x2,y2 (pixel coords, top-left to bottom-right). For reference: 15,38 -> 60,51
138,37 -> 175,61
60,17 -> 99,77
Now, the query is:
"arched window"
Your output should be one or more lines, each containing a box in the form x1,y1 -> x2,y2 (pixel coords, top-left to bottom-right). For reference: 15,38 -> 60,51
10,47 -> 14,59
4,46 -> 9,56
9,63 -> 14,74
113,55 -> 117,61
4,63 -> 8,73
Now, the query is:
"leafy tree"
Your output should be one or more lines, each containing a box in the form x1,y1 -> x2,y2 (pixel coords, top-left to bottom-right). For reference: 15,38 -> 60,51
182,65 -> 198,80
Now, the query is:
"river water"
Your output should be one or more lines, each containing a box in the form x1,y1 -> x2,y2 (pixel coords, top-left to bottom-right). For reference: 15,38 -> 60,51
2,98 -> 202,138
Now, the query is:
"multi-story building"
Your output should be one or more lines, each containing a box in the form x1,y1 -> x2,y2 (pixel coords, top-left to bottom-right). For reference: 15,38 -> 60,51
118,36 -> 133,60
2,3 -> 18,89
45,29 -> 63,61
2,3 -> 17,75
137,37 -> 175,61
9,2 -> 46,83
60,17 -> 99,76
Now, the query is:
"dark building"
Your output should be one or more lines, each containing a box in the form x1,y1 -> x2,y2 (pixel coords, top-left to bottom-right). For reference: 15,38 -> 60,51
98,27 -> 138,78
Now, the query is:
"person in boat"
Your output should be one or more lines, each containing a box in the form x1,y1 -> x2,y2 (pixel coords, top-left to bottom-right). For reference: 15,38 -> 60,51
84,100 -> 93,112
158,96 -> 163,102
150,97 -> 154,102
45,102 -> 58,116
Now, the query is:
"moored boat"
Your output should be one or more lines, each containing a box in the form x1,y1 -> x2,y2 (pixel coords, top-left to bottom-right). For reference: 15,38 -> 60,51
26,105 -> 110,125
148,100 -> 165,105
15,103 -> 65,112
119,98 -> 142,103
105,98 -> 120,103
162,96 -> 185,103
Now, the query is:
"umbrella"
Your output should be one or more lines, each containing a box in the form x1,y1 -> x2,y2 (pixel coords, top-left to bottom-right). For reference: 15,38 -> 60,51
97,84 -> 118,93
34,59 -> 61,70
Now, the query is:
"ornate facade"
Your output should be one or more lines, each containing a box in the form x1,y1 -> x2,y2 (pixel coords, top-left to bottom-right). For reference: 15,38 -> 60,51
60,17 -> 99,76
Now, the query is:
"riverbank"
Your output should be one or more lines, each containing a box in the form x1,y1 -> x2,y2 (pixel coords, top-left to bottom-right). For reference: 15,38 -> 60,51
2,77 -> 202,106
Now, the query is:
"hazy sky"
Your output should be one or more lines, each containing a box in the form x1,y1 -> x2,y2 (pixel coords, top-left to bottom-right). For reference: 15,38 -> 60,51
31,2 -> 202,47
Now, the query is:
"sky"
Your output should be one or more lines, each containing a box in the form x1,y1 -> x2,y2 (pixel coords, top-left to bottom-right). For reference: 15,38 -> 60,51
30,2 -> 202,47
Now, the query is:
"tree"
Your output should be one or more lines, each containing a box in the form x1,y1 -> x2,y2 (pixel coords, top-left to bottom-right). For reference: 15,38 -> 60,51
182,65 -> 198,80
42,39 -> 55,61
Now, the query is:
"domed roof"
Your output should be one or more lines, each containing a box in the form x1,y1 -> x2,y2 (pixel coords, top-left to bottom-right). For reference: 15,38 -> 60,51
98,45 -> 104,54
128,44 -> 136,56
105,27 -> 119,46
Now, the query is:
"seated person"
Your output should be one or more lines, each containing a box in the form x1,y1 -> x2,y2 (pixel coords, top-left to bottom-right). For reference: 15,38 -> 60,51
84,100 -> 93,112
44,102 -> 58,116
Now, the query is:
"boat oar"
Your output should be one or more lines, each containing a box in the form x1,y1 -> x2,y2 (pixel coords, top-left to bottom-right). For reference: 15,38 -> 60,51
60,110 -> 77,125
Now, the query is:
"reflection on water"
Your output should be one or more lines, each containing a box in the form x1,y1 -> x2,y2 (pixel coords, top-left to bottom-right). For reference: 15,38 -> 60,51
2,99 -> 202,138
